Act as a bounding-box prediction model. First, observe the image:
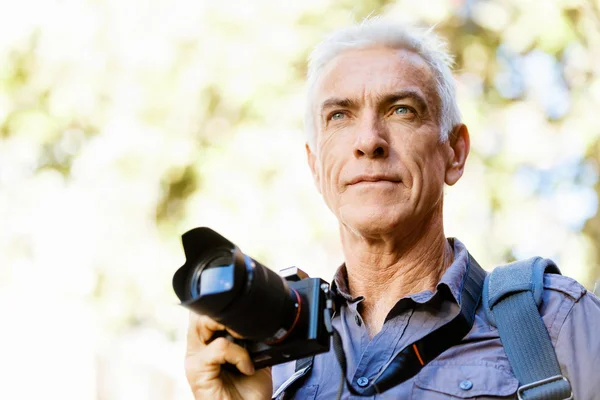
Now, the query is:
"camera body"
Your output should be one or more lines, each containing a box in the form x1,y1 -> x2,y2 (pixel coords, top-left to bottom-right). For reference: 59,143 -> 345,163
230,273 -> 332,369
172,227 -> 334,369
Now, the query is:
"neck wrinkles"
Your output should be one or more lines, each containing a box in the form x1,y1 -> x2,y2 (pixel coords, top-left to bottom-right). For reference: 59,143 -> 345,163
340,209 -> 453,304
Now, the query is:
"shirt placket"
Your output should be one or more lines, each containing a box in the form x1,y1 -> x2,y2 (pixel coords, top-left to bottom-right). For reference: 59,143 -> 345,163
349,308 -> 414,392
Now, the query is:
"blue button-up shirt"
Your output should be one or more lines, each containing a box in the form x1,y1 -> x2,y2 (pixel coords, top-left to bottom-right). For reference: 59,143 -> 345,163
272,238 -> 600,399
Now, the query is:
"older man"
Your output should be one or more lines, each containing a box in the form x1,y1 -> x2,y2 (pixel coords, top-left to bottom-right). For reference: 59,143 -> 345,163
184,20 -> 600,399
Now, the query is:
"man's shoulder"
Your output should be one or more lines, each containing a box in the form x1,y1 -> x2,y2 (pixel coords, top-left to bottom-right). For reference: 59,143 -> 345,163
484,256 -> 589,307
542,272 -> 587,302
538,272 -> 599,343
542,272 -> 600,398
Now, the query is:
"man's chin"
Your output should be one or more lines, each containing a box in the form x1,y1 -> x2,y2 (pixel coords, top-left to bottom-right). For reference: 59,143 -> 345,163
340,208 -> 404,237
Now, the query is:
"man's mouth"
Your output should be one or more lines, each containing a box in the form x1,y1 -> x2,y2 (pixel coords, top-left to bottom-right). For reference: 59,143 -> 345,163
348,174 -> 402,185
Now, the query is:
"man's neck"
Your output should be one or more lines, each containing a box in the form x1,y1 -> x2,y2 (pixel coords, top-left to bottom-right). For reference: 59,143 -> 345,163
339,211 -> 453,338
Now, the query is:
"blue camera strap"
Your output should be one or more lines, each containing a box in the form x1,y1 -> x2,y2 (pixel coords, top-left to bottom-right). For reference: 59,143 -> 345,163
483,258 -> 572,400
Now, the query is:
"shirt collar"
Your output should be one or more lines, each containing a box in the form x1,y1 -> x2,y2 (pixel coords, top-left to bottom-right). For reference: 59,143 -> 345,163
331,238 -> 470,307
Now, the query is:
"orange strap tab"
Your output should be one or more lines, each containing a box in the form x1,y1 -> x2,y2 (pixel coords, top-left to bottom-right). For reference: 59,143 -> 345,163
412,344 -> 425,366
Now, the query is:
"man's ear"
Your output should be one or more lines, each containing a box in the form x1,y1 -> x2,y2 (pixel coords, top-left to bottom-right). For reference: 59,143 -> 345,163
306,143 -> 322,194
445,124 -> 470,186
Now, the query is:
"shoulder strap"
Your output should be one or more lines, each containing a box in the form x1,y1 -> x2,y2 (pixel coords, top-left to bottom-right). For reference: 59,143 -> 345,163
483,257 -> 573,400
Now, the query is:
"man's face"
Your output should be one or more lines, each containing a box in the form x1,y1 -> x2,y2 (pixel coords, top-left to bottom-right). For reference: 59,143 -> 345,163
307,46 -> 459,237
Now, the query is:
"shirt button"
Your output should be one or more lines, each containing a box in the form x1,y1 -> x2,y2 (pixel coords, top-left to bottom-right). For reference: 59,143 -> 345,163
354,314 -> 362,326
357,377 -> 369,387
459,380 -> 473,391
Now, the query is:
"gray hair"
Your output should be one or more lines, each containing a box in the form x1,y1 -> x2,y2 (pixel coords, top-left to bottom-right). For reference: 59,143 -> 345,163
305,18 -> 461,150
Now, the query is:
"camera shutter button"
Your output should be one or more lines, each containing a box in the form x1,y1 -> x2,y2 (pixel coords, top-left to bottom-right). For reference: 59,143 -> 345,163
357,377 -> 369,387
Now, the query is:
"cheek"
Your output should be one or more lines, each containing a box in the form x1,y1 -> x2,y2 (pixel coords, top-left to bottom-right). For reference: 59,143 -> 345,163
320,159 -> 342,197
396,152 -> 444,205
398,136 -> 446,184
317,151 -> 346,204
415,154 -> 447,201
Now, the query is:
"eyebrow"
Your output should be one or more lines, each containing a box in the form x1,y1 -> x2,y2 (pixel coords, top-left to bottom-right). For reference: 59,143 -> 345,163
320,97 -> 358,114
376,90 -> 429,113
319,90 -> 429,117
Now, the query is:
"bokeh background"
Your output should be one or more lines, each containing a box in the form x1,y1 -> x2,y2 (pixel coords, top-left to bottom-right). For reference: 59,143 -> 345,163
2,0 -> 600,398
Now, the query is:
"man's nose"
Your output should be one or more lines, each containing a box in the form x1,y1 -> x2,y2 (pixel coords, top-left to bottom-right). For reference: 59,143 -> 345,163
353,114 -> 389,159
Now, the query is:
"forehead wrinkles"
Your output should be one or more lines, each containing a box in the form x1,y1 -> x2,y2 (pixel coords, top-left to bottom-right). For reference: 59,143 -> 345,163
315,47 -> 441,117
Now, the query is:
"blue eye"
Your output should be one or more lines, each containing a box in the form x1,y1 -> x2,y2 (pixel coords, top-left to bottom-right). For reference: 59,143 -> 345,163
394,106 -> 410,115
331,112 -> 345,120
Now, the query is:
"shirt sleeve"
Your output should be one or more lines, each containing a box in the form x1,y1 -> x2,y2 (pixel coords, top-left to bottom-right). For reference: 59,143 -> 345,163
554,290 -> 600,399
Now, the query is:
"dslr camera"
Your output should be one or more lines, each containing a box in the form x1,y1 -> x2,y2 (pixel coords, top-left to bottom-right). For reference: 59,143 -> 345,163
172,227 -> 334,369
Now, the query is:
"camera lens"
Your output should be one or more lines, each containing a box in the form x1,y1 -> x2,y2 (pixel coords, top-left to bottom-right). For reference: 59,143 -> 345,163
189,250 -> 233,298
173,228 -> 305,342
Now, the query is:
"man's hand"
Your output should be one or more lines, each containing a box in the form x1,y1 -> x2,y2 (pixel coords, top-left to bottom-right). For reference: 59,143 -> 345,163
185,312 -> 273,400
